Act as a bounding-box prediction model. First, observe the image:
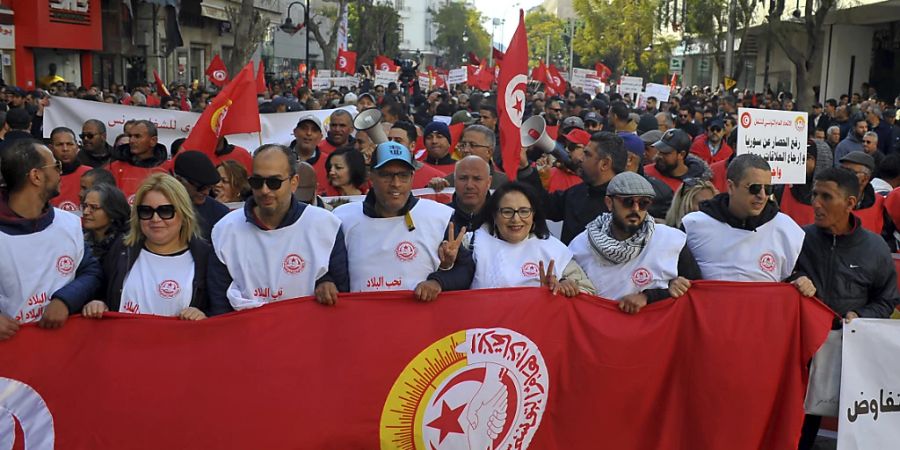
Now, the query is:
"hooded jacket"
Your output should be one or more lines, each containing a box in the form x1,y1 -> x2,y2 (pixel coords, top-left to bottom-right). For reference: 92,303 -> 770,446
699,192 -> 780,231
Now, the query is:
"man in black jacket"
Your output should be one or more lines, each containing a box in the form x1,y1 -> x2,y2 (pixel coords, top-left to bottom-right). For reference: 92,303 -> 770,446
795,167 -> 900,450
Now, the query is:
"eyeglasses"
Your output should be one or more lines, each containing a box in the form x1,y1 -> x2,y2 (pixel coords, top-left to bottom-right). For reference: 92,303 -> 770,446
81,202 -> 102,212
248,175 -> 289,190
745,183 -> 774,196
40,160 -> 63,173
863,140 -> 874,144
374,170 -> 413,182
136,204 -> 176,220
710,127 -> 723,132
457,141 -> 492,150
498,207 -> 533,219
614,196 -> 653,210
678,114 -> 690,118
79,133 -> 96,140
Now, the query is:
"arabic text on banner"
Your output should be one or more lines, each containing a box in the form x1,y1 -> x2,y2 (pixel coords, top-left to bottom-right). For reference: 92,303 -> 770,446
736,107 -> 809,185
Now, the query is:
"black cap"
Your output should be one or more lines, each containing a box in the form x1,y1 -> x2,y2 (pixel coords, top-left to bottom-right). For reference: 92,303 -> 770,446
584,111 -> 601,124
652,129 -> 692,154
173,151 -> 221,186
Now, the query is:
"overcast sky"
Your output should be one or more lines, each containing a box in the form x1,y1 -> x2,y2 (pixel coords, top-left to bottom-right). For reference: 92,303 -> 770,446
472,0 -> 544,49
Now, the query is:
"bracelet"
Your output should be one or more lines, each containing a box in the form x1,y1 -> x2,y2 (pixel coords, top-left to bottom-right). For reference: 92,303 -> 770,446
439,263 -> 454,271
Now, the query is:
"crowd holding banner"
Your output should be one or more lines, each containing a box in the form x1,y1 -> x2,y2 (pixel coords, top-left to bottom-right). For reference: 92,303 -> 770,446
2,8 -> 900,450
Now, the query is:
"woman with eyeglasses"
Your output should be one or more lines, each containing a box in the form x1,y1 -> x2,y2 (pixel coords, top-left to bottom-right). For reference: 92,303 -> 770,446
81,183 -> 130,261
324,146 -> 369,196
665,178 -> 718,229
82,174 -> 211,320
464,182 -> 595,297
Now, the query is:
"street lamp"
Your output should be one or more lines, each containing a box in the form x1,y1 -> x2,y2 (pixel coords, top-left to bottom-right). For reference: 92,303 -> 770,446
280,0 -> 310,83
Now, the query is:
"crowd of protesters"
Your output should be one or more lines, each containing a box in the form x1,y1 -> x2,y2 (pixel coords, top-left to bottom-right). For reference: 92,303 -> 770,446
1,71 -> 899,448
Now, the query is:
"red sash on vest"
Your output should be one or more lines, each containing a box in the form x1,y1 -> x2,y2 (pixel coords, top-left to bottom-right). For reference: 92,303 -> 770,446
856,194 -> 885,234
643,164 -> 682,192
779,185 -> 815,227
51,165 -> 91,212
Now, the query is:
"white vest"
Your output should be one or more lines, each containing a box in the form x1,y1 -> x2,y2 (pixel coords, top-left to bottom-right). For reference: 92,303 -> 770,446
569,225 -> 686,300
120,249 -> 195,316
0,209 -> 84,323
334,199 -> 452,292
682,211 -> 804,282
471,227 -> 572,289
212,205 -> 342,310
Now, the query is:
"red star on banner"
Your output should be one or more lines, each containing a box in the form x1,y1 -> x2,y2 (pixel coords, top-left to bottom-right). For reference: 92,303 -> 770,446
513,98 -> 523,115
426,400 -> 465,444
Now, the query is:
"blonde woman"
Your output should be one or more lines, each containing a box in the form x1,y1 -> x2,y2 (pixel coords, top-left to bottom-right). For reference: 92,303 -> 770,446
665,178 -> 718,229
82,174 -> 211,320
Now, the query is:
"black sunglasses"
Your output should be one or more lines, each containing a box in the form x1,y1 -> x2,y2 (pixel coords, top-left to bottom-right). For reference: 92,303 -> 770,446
136,204 -> 176,220
615,196 -> 653,210
79,133 -> 96,140
248,175 -> 289,190
745,183 -> 774,196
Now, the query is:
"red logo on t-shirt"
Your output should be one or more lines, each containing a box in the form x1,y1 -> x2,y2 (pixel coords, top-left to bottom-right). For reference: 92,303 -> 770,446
283,254 -> 306,274
396,241 -> 417,262
158,280 -> 181,299
58,201 -> 78,212
521,262 -> 540,278
632,268 -> 652,287
759,253 -> 777,272
56,255 -> 75,275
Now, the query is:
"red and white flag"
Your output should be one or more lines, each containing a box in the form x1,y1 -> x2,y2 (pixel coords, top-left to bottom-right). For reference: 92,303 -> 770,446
336,49 -> 357,75
204,54 -> 229,87
374,55 -> 398,72
595,62 -> 613,82
152,69 -> 170,97
182,63 -> 260,158
497,10 -> 529,180
547,64 -> 567,94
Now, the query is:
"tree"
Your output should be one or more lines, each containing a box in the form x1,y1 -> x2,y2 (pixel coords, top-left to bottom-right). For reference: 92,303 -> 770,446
431,3 -> 491,68
306,0 -> 352,69
525,8 -> 567,69
573,0 -> 673,82
225,0 -> 271,76
348,1 -> 400,67
766,0 -> 837,107
657,0 -> 757,84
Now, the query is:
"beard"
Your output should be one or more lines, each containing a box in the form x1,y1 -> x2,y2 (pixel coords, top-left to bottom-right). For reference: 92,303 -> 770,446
612,211 -> 643,236
654,158 -> 679,177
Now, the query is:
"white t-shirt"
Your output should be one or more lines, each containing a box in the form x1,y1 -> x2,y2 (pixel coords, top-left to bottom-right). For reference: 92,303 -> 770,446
470,227 -> 571,289
120,249 -> 195,316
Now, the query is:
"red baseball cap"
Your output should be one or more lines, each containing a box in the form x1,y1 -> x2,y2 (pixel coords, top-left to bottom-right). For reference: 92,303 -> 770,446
564,128 -> 591,146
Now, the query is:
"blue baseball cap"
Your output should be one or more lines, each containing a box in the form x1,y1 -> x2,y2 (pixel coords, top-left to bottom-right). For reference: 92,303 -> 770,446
372,141 -> 416,170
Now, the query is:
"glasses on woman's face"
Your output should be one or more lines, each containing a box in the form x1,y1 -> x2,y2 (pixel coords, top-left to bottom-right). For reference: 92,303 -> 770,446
136,204 -> 176,220
81,202 -> 102,212
498,207 -> 533,219
248,175 -> 288,190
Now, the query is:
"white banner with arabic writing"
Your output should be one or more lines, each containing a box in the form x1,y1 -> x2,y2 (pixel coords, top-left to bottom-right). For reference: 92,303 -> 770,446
44,97 -> 357,153
736,108 -> 808,185
838,319 -> 900,449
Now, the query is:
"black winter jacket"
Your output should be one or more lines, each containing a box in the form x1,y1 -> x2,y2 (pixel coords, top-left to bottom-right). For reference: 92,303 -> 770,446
793,215 -> 900,320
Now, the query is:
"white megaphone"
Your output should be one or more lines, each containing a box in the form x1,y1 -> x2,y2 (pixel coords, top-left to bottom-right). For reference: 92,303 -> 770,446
521,115 -> 556,154
354,108 -> 388,145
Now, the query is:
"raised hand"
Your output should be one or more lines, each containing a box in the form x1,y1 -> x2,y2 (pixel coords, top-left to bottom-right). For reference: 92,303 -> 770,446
438,226 -> 466,270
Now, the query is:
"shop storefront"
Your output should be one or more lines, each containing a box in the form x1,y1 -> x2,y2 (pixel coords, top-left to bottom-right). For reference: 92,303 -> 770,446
12,0 -> 102,89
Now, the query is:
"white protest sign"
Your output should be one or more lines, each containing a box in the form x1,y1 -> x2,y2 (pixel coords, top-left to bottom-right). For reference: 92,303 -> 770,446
619,76 -> 643,96
736,108 -> 808,184
44,97 -> 357,152
447,67 -> 467,85
311,76 -> 332,90
838,319 -> 900,449
571,67 -> 602,92
418,73 -> 431,91
644,83 -> 671,102
374,70 -> 400,87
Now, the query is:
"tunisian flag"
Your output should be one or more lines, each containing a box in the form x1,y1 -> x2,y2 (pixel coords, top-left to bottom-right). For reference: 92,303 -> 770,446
152,69 -> 170,96
374,55 -> 398,72
336,48 -> 357,75
547,64 -> 567,93
497,10 -> 530,180
181,63 -> 260,158
204,54 -> 229,87
0,283 -> 832,449
595,62 -> 613,82
467,62 -> 493,91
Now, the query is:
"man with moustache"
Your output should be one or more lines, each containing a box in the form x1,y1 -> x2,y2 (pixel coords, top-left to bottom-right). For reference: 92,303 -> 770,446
643,129 -> 712,192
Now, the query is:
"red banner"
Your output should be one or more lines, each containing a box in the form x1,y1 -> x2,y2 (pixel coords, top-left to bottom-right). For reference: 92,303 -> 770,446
0,283 -> 832,449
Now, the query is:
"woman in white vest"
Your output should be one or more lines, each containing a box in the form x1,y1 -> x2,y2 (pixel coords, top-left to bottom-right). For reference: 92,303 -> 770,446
465,182 -> 595,296
82,174 -> 211,320
569,172 -> 701,314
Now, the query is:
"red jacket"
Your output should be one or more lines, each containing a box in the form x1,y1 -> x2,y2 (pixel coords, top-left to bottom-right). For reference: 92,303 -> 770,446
51,165 -> 91,212
548,167 -> 582,193
109,161 -> 168,203
690,134 -> 733,165
779,185 -> 815,227
210,144 -> 253,172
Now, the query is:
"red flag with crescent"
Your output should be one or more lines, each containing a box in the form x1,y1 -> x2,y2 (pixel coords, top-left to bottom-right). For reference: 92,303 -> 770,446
336,49 -> 357,75
595,62 -> 613,82
181,63 -> 260,159
374,55 -> 398,72
204,54 -> 229,87
497,10 -> 529,180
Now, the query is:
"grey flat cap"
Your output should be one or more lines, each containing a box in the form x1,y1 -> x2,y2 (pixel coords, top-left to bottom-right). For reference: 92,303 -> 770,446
607,172 -> 655,197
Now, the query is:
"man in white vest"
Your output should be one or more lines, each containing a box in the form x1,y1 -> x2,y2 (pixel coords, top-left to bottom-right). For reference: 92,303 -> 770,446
0,139 -> 102,339
569,172 -> 701,314
207,144 -> 349,314
333,141 -> 474,301
681,154 -> 816,295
